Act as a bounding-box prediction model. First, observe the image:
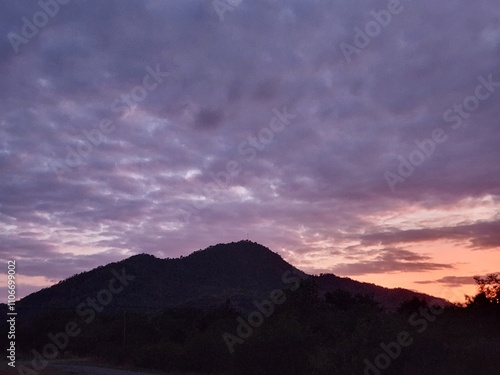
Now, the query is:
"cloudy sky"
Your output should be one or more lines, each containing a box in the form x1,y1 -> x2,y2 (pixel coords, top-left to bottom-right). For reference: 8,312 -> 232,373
1,0 -> 499,303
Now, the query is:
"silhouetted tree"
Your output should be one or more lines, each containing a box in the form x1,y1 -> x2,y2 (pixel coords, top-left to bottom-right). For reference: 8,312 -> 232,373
466,273 -> 500,318
325,290 -> 379,311
473,273 -> 499,304
398,297 -> 428,315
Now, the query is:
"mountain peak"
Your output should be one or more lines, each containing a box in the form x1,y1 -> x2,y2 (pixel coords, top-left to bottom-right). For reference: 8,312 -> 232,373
16,240 -> 449,316
183,240 -> 297,275
188,240 -> 281,258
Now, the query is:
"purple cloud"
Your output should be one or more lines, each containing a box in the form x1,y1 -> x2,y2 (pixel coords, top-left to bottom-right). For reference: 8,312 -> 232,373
0,0 -> 499,299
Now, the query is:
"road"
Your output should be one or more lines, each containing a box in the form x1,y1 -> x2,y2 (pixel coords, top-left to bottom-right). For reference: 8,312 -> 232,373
46,362 -> 167,375
0,361 -> 169,375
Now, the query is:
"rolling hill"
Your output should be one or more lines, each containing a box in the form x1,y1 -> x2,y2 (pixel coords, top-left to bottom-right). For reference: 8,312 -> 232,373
7,240 -> 449,320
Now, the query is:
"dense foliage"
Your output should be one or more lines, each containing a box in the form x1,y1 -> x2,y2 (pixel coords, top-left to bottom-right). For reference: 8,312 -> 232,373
5,274 -> 500,375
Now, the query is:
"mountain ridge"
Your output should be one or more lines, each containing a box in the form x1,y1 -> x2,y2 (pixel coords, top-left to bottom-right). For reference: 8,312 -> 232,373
11,240 -> 448,318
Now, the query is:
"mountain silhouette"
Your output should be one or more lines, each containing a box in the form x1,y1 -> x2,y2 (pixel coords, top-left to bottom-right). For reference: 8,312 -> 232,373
10,240 -> 448,319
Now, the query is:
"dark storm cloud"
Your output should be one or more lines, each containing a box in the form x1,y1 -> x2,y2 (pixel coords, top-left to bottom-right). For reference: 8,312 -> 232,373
1,0 -> 499,297
331,248 -> 454,276
415,273 -> 500,287
357,220 -> 500,250
415,276 -> 477,286
194,108 -> 224,130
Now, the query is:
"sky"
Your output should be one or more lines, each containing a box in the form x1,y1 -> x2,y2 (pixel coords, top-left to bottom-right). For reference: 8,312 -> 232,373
1,0 -> 499,304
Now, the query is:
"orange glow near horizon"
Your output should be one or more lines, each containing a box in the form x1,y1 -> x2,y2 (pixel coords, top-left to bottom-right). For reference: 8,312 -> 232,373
288,225 -> 499,304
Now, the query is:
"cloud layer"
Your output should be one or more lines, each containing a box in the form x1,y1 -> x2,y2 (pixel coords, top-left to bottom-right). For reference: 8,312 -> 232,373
1,0 -> 499,300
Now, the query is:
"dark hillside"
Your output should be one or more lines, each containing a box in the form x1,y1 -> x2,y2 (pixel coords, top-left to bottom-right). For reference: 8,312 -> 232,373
17,240 -> 447,319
